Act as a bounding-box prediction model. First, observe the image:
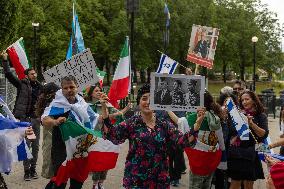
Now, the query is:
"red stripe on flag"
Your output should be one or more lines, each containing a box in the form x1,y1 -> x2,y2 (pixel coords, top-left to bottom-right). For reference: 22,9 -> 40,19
7,47 -> 26,79
53,151 -> 118,186
108,76 -> 129,108
185,147 -> 221,175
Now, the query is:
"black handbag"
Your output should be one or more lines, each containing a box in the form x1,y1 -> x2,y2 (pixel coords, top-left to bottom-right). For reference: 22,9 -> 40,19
227,146 -> 256,161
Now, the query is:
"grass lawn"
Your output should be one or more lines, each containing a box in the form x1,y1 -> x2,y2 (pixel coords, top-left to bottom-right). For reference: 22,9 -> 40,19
207,80 -> 284,97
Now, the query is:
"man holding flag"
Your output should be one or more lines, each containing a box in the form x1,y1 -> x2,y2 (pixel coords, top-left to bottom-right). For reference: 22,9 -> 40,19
42,76 -> 119,189
1,51 -> 42,181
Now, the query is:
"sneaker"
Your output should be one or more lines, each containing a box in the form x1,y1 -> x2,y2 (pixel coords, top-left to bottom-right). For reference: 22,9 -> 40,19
30,168 -> 39,179
24,171 -> 31,181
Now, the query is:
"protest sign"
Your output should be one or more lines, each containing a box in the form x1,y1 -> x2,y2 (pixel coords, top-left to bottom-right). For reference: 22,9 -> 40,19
43,49 -> 99,91
187,25 -> 219,69
150,73 -> 205,112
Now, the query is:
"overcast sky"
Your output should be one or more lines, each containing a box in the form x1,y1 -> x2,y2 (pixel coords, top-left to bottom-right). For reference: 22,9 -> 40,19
261,0 -> 284,51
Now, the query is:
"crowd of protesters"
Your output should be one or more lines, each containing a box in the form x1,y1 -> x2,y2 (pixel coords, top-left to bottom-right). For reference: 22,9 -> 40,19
1,51 -> 284,189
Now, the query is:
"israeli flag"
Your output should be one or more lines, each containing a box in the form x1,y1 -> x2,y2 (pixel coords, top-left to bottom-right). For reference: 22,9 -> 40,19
0,97 -> 32,173
42,89 -> 99,130
226,98 -> 249,140
156,54 -> 178,74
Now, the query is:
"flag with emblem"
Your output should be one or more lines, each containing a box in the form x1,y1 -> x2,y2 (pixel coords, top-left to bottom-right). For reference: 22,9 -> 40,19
156,54 -> 178,74
178,112 -> 224,176
51,119 -> 119,186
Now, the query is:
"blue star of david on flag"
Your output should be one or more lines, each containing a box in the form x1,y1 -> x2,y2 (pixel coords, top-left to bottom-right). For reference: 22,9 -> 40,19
226,98 -> 249,140
156,54 -> 178,74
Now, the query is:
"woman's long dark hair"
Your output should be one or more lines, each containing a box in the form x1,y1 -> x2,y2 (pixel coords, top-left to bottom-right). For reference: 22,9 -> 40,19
204,90 -> 224,120
85,83 -> 102,102
35,83 -> 60,117
239,90 -> 264,114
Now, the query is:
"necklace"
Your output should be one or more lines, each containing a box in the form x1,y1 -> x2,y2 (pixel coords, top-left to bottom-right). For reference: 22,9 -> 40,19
142,114 -> 156,129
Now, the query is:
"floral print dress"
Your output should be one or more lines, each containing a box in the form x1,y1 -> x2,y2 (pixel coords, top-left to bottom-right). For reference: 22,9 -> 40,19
103,115 -> 191,189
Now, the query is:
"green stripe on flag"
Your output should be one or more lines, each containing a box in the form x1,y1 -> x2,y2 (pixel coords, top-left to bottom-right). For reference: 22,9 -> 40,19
60,119 -> 100,141
19,39 -> 31,68
119,37 -> 129,58
96,68 -> 106,77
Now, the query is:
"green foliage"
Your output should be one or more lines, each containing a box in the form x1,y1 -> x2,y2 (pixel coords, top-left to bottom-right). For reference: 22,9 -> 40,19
0,0 -> 283,83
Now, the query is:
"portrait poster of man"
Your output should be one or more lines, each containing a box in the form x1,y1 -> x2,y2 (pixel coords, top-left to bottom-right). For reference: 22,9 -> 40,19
150,73 -> 205,112
186,25 -> 220,69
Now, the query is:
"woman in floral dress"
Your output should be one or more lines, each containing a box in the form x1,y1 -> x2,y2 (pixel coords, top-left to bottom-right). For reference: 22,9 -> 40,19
100,83 -> 198,189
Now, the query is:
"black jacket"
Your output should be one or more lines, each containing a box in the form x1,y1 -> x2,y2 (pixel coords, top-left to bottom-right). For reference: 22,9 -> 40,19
2,60 -> 42,119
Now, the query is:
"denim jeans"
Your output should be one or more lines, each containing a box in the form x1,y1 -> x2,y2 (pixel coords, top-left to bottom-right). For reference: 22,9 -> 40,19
189,170 -> 214,189
22,118 -> 41,171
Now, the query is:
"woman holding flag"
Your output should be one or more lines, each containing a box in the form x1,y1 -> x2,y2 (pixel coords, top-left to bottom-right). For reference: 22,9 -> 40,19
227,90 -> 268,189
168,90 -> 225,189
85,83 -> 131,189
100,83 -> 197,189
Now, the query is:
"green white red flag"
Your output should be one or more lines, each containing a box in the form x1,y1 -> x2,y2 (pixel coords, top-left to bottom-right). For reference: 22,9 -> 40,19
96,68 -> 106,87
108,36 -> 131,108
7,37 -> 31,79
51,119 -> 119,186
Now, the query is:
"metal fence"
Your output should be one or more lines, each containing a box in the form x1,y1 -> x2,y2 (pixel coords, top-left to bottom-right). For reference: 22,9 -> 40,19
0,67 -> 17,110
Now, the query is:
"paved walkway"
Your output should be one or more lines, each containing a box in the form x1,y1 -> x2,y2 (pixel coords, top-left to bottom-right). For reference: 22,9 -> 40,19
3,117 -> 281,189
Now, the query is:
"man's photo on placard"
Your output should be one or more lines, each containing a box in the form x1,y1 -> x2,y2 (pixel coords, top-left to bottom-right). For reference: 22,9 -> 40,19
186,25 -> 220,69
154,77 -> 172,105
150,73 -> 205,112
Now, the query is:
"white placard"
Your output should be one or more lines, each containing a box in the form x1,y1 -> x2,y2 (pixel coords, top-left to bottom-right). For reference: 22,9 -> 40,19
150,73 -> 205,112
43,49 -> 100,91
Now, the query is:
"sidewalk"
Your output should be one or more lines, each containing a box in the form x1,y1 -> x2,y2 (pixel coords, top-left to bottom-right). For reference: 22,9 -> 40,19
3,117 -> 281,189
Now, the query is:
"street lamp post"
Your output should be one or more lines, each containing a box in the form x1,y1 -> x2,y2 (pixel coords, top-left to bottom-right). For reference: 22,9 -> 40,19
32,22 -> 39,69
252,36 -> 258,91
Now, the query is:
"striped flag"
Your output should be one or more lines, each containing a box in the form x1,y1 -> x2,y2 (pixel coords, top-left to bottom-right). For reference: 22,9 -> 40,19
0,97 -> 32,173
51,119 -> 119,186
108,36 -> 131,108
96,68 -> 106,87
226,98 -> 249,140
6,38 -> 31,79
42,90 -> 99,130
156,54 -> 178,74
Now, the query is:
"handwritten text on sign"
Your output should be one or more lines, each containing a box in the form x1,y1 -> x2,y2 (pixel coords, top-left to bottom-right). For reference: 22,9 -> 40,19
43,49 -> 99,91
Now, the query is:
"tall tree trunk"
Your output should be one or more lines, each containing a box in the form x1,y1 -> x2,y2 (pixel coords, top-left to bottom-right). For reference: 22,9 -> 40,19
105,57 -> 110,85
140,70 -> 145,83
239,60 -> 245,81
147,68 -> 151,83
222,60 -> 227,84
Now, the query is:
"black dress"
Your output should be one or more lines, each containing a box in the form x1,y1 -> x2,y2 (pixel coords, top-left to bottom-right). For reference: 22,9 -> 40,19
227,113 -> 268,181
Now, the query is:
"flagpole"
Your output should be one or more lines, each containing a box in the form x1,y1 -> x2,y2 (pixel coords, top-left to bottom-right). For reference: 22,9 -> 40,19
194,64 -> 199,75
156,50 -> 187,69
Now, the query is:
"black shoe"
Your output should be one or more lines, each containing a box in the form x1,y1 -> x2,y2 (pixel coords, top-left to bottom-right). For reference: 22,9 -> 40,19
171,180 -> 179,187
24,171 -> 31,181
30,169 -> 39,179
